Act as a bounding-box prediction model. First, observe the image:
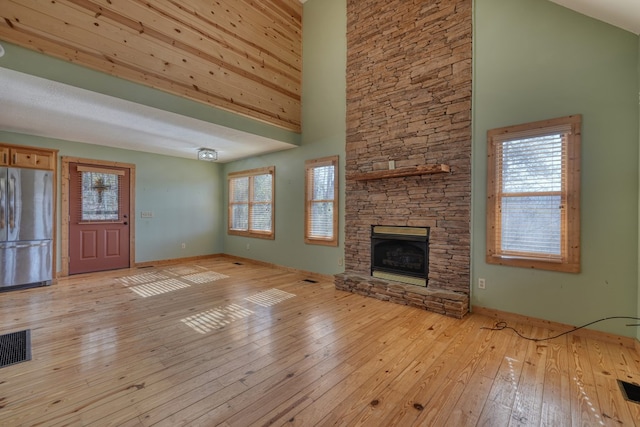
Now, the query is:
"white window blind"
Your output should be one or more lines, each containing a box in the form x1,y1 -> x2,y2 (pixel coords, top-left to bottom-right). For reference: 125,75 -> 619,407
305,156 -> 338,246
495,126 -> 570,259
230,177 -> 249,230
250,174 -> 272,232
228,166 -> 274,238
309,165 -> 335,237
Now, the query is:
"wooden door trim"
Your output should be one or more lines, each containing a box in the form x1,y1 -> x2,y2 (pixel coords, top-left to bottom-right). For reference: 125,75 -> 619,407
61,156 -> 136,277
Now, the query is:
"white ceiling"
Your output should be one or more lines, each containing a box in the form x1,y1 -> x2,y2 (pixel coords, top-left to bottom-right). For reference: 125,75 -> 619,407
549,0 -> 640,35
0,67 -> 297,163
0,0 -> 637,162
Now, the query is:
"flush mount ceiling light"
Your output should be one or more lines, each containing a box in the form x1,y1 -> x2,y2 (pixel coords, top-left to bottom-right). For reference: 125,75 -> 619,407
197,148 -> 218,161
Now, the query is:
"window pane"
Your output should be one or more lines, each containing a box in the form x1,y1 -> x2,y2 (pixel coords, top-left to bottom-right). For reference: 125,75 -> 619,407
81,171 -> 119,221
231,177 -> 249,202
501,195 -> 561,255
251,204 -> 272,231
231,205 -> 248,230
310,202 -> 333,237
313,165 -> 335,200
252,174 -> 272,202
228,167 -> 275,238
502,135 -> 563,193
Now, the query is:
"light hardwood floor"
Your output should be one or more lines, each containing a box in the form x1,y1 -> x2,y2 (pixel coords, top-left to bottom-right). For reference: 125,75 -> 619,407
1,257 -> 639,426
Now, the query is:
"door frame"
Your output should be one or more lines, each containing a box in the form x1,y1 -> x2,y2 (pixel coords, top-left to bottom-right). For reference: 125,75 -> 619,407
60,156 -> 136,277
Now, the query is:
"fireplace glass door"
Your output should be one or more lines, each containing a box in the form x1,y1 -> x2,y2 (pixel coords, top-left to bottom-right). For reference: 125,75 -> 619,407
371,226 -> 429,287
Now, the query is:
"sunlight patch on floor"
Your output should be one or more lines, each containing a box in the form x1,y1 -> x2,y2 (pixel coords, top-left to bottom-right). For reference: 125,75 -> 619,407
244,288 -> 296,307
161,265 -> 207,276
181,304 -> 254,334
129,279 -> 190,297
117,272 -> 169,286
182,271 -> 229,284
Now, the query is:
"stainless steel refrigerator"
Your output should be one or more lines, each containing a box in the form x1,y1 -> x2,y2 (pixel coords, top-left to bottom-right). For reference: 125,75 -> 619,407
0,167 -> 53,291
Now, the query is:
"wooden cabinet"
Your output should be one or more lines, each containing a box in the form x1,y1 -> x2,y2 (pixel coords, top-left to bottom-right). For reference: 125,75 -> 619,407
0,144 -> 56,170
10,147 -> 54,170
0,147 -> 8,165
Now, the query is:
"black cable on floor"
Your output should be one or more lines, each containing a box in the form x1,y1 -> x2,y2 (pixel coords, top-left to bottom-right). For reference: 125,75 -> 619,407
481,316 -> 640,342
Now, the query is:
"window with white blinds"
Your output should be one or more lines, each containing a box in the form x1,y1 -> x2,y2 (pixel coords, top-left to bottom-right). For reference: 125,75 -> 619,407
305,156 -> 338,246
487,115 -> 581,273
228,166 -> 274,239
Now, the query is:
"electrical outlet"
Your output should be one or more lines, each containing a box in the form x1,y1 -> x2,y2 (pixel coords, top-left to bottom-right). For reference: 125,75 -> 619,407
181,243 -> 186,249
478,278 -> 486,289
141,211 -> 153,218
246,243 -> 250,250
338,258 -> 344,266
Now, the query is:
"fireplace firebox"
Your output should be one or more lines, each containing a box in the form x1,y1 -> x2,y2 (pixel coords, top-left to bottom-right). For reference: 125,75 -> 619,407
371,226 -> 429,287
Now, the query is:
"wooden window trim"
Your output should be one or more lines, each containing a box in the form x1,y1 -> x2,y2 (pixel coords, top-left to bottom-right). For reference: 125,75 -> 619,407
228,166 -> 275,240
486,115 -> 581,273
304,156 -> 339,246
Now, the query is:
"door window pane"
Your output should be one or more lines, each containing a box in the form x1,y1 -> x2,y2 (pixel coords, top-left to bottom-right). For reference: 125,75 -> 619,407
81,171 -> 119,221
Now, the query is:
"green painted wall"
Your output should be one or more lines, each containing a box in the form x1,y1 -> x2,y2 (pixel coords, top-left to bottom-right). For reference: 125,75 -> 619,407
0,131 -> 224,270
222,0 -> 346,275
472,0 -> 640,336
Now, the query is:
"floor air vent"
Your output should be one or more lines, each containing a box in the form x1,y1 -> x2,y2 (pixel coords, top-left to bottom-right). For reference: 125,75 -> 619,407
618,380 -> 640,404
303,279 -> 318,283
234,262 -> 244,265
0,330 -> 31,369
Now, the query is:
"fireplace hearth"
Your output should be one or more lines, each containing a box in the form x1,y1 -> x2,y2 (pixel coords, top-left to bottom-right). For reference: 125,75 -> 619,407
371,226 -> 429,286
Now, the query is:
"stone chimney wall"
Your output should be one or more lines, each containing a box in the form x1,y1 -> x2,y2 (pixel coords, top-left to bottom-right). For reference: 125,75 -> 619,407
340,0 -> 472,315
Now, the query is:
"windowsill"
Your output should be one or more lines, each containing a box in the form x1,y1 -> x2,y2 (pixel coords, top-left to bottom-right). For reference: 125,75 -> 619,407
228,230 -> 274,240
304,238 -> 338,247
492,254 -> 563,264
486,254 -> 579,273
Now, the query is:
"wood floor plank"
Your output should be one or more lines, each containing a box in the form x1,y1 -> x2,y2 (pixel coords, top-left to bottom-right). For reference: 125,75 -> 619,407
0,257 -> 638,426
568,335 -> 607,426
362,313 -> 490,426
586,338 -> 636,426
476,322 -> 533,427
286,313 -> 457,426
441,318 -> 522,426
250,311 -> 428,426
165,306 -> 421,426
507,328 -> 549,427
540,332 -> 571,427
407,316 -> 505,426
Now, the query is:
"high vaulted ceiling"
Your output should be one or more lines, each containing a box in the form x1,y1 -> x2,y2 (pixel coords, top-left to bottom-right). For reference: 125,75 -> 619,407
0,0 -> 638,162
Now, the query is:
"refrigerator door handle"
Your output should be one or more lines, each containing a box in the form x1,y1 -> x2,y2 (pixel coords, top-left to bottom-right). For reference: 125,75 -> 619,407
8,174 -> 15,230
0,175 -> 5,230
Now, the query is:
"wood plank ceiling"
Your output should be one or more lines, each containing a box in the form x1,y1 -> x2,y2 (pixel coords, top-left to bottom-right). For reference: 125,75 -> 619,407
0,0 -> 302,132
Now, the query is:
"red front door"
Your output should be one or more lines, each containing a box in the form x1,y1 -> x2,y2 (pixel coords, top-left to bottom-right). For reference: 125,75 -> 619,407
69,163 -> 130,274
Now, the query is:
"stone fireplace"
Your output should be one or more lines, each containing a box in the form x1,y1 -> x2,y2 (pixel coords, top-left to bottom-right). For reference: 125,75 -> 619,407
335,0 -> 472,318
